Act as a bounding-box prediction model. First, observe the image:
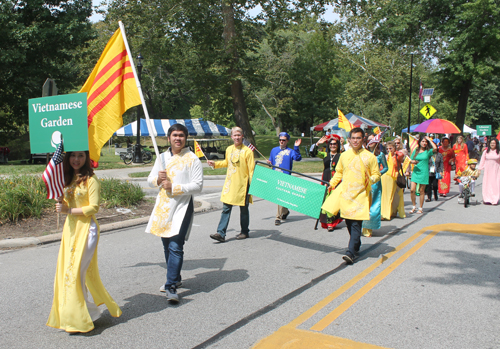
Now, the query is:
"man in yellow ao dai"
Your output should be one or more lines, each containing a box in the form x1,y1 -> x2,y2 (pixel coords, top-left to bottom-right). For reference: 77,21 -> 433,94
207,127 -> 255,242
146,124 -> 203,302
322,127 -> 381,265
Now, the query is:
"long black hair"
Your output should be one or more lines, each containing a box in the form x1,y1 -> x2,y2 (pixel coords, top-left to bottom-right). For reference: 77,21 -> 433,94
487,138 -> 499,154
63,151 -> 93,187
327,138 -> 341,156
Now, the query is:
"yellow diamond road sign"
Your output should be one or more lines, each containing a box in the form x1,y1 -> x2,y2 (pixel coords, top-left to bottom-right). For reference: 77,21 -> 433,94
420,104 -> 436,119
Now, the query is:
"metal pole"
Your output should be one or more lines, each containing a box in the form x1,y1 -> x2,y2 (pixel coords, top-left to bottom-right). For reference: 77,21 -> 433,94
407,53 -> 413,147
134,54 -> 143,163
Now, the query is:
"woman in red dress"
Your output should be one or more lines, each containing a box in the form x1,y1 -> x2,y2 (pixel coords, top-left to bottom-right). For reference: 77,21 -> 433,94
438,137 -> 455,197
453,135 -> 469,174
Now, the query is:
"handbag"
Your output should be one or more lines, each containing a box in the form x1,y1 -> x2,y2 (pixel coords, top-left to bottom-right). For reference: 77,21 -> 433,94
396,164 -> 406,189
436,172 -> 442,180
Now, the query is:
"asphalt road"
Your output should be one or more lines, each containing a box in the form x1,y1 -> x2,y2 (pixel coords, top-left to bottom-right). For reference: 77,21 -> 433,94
1,177 -> 499,349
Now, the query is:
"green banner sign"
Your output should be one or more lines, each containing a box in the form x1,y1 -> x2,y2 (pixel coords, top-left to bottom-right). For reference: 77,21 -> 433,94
249,165 -> 326,219
29,93 -> 89,153
476,125 -> 492,136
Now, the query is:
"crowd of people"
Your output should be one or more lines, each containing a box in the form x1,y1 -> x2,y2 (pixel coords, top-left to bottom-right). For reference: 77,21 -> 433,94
46,124 -> 499,333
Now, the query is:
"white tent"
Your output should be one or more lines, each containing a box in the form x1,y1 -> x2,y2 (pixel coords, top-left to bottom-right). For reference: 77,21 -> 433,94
463,124 -> 477,137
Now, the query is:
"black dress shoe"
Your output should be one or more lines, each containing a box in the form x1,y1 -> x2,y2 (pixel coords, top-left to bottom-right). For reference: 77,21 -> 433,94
210,233 -> 225,242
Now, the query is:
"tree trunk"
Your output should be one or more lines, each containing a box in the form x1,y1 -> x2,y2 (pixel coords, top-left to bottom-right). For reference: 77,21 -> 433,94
222,1 -> 256,146
455,79 -> 472,136
255,94 -> 281,135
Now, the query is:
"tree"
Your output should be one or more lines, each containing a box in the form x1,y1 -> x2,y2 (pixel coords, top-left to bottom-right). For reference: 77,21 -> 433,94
334,0 -> 500,134
103,0 -> 329,145
0,0 -> 94,141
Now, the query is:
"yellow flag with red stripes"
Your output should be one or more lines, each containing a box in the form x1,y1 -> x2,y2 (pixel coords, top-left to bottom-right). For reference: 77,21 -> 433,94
408,134 -> 419,156
79,27 -> 141,163
373,126 -> 381,135
338,109 -> 353,132
194,140 -> 205,158
402,156 -> 412,173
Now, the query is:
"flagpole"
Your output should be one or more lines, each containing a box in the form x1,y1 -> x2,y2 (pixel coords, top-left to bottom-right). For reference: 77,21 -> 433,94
118,21 -> 163,168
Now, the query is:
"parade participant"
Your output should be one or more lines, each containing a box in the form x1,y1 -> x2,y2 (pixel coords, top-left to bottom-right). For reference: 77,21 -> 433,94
321,127 -> 381,265
208,127 -> 255,242
315,135 -> 343,231
392,137 -> 407,217
405,136 -> 438,213
147,124 -> 203,303
394,137 -> 408,156
477,138 -> 500,205
426,150 -> 444,202
455,159 -> 480,198
267,132 -> 302,226
341,136 -> 351,152
453,135 -> 469,175
466,135 -> 475,159
438,137 -> 455,197
380,141 -> 405,220
362,134 -> 388,237
47,151 -> 122,333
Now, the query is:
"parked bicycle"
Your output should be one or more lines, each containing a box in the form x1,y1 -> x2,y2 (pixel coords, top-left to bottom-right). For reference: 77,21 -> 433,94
120,145 -> 153,165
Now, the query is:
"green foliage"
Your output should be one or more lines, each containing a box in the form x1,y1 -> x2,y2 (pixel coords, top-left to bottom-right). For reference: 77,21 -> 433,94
0,176 -> 52,223
468,67 -> 500,130
100,178 -> 145,208
0,176 -> 145,223
335,0 -> 500,132
0,0 -> 95,141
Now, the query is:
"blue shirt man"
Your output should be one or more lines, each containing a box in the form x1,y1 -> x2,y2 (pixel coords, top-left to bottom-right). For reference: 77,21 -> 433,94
267,132 -> 302,225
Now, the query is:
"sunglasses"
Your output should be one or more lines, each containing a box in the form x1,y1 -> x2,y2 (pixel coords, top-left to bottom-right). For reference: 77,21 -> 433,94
279,139 -> 287,142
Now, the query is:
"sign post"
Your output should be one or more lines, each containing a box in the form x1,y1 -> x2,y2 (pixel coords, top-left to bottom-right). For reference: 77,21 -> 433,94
28,93 -> 89,154
249,164 -> 327,219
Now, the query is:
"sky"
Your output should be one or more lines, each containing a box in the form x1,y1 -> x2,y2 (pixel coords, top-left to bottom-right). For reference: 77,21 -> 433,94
90,1 -> 340,23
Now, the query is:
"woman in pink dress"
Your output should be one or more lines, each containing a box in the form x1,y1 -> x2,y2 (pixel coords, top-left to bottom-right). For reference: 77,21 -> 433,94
453,135 -> 469,174
478,138 -> 500,205
438,137 -> 455,197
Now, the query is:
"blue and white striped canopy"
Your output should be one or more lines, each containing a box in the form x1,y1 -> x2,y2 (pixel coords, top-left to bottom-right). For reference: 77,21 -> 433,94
114,118 -> 231,137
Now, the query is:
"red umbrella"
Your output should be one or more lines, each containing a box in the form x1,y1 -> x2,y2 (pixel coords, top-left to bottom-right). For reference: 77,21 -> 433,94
413,119 -> 461,134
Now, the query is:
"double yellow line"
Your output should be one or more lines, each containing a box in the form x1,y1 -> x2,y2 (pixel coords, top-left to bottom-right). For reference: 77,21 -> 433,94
254,223 -> 500,348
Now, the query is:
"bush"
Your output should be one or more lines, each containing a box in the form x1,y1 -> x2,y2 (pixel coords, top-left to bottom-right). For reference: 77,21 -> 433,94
100,178 -> 145,208
0,176 -> 145,223
0,175 -> 52,223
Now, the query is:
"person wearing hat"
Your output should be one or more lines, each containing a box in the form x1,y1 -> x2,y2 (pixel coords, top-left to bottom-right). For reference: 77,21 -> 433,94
455,158 -> 480,198
267,132 -> 302,225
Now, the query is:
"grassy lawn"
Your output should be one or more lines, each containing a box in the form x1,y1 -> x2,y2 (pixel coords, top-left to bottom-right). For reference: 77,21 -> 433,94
1,135 -> 319,176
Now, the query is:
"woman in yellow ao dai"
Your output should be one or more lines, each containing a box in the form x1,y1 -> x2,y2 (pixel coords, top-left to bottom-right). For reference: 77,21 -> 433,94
322,148 -> 381,220
47,151 -> 121,333
146,147 -> 203,238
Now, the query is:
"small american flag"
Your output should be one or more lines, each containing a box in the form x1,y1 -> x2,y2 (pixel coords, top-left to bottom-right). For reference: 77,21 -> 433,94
243,139 -> 256,151
367,130 -> 387,146
42,142 -> 65,200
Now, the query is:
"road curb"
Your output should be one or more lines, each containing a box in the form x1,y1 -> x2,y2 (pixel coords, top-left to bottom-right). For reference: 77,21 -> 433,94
0,199 -> 212,249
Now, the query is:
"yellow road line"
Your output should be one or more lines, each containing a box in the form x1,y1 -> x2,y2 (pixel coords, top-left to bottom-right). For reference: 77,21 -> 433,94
287,227 -> 427,328
252,223 -> 500,348
311,230 -> 439,331
253,326 -> 390,349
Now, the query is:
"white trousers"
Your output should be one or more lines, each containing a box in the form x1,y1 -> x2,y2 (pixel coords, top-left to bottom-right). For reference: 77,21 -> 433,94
80,219 -> 101,322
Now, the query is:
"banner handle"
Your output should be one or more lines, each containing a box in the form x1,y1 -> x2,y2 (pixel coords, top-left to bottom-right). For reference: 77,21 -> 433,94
255,161 -> 329,185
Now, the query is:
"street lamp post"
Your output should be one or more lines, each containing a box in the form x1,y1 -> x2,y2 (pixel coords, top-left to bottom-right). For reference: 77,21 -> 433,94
407,53 -> 414,147
133,53 -> 144,163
